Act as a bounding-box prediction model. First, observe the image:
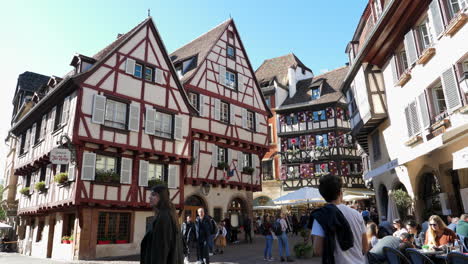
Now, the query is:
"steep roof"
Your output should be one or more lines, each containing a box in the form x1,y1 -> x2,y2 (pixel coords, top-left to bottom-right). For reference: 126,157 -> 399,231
278,66 -> 349,110
169,19 -> 232,82
16,72 -> 50,93
255,53 -> 312,88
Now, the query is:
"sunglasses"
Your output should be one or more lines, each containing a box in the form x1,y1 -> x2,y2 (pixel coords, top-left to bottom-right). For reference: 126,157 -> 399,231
429,223 -> 438,226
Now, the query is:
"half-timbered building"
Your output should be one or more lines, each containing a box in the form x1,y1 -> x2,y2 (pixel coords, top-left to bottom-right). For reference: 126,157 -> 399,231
9,17 -> 195,260
170,19 -> 272,223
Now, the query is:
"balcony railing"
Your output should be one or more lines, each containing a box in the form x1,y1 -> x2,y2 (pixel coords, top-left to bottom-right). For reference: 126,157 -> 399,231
280,145 -> 358,164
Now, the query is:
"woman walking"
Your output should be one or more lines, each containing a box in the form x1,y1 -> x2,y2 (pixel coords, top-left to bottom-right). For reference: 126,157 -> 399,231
141,185 -> 183,264
214,221 -> 227,254
261,215 -> 274,261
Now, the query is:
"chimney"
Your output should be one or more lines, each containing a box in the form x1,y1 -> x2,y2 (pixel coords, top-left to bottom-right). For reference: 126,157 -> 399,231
287,67 -> 297,98
117,33 -> 124,39
345,62 -> 350,66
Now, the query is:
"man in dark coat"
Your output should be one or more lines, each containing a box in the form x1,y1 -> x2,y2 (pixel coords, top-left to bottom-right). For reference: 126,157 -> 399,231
195,208 -> 212,264
243,216 -> 252,243
182,216 -> 196,263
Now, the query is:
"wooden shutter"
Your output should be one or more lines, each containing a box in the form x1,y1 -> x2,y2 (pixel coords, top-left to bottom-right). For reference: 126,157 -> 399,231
174,116 -> 183,140
192,140 -> 200,174
242,108 -> 247,128
45,164 -> 52,187
237,151 -> 243,172
120,157 -> 132,184
418,92 -> 430,128
390,55 -> 399,85
24,129 -> 30,152
404,106 -> 413,137
255,113 -> 260,132
125,58 -> 135,75
238,74 -> 245,92
145,107 -> 156,135
252,154 -> 258,176
230,104 -> 236,125
410,101 -> 421,135
128,104 -> 140,132
40,115 -> 47,139
441,67 -> 462,112
92,94 -> 106,124
227,149 -> 232,167
61,96 -> 70,125
81,152 -> 96,181
211,144 -> 218,167
404,30 -> 418,65
68,163 -> 76,181
30,172 -> 35,193
155,68 -> 164,84
139,160 -> 149,187
219,66 -> 226,85
429,0 -> 444,36
199,95 -> 205,117
214,99 -> 221,121
17,136 -> 22,156
49,107 -> 57,131
30,123 -> 36,146
168,165 -> 178,189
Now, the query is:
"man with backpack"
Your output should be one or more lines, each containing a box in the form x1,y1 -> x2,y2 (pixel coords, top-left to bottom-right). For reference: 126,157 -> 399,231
276,213 -> 294,262
195,208 -> 212,264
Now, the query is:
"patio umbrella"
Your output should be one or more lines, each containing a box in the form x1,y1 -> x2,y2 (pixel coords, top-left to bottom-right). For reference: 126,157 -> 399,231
0,222 -> 12,229
273,187 -> 324,207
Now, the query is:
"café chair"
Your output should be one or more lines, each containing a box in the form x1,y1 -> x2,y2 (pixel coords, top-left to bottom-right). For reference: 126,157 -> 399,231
446,251 -> 468,264
383,247 -> 411,264
405,248 -> 435,264
457,234 -> 468,252
367,252 -> 384,264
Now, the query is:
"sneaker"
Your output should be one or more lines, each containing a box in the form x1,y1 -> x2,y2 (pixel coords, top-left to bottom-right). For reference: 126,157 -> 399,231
264,258 -> 268,261
209,253 -> 214,256
281,257 -> 285,262
268,257 -> 275,262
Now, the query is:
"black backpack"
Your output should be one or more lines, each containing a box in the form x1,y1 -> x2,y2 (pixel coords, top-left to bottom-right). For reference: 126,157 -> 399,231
273,221 -> 283,236
210,218 -> 217,235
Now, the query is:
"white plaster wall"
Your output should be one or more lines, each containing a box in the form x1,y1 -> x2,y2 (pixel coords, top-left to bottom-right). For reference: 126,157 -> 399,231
51,213 -> 74,261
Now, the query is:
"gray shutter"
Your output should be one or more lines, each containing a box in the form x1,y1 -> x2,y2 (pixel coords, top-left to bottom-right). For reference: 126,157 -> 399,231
168,165 -> 178,189
155,68 -> 164,84
30,123 -> 37,146
242,108 -> 247,128
30,172 -> 35,193
252,155 -> 258,176
199,95 -> 205,117
404,106 -> 413,137
61,96 -> 70,125
214,99 -> 221,121
145,107 -> 156,135
227,149 -> 232,167
211,144 -> 218,167
45,164 -> 52,187
139,160 -> 149,187
237,151 -> 243,172
219,66 -> 226,85
49,107 -> 57,131
92,94 -> 106,124
192,141 -> 200,174
17,136 -> 22,156
40,115 -> 47,139
429,0 -> 444,36
68,163 -> 76,181
410,101 -> 421,135
174,116 -> 183,140
24,129 -> 30,152
238,74 -> 245,92
418,92 -> 430,128
230,104 -> 236,125
128,104 -> 140,132
390,55 -> 399,85
441,67 -> 462,112
81,152 -> 96,181
404,30 -> 418,65
255,113 -> 260,132
120,158 -> 132,184
125,58 -> 135,75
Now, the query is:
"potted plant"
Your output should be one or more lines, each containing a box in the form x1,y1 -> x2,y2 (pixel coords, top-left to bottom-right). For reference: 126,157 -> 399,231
293,229 -> 313,258
19,187 -> 30,196
97,237 -> 111,244
54,172 -> 69,185
115,234 -> 128,244
62,236 -> 71,244
217,162 -> 229,171
69,235 -> 74,243
95,169 -> 120,184
391,189 -> 412,220
242,166 -> 254,175
35,181 -> 47,193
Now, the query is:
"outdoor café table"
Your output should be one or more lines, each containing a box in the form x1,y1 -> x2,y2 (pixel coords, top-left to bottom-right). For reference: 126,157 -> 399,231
416,249 -> 447,263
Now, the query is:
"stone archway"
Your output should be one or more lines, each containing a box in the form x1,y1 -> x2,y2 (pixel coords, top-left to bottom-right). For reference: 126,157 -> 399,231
420,172 -> 442,217
227,197 -> 248,228
184,195 -> 207,220
378,184 -> 389,219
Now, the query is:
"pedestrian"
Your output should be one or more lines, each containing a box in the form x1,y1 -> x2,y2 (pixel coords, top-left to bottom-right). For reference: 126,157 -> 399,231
214,221 -> 227,254
311,174 -> 368,264
182,216 -> 196,263
208,217 -> 217,256
457,214 -> 468,237
366,222 -> 379,249
141,184 -> 183,264
223,216 -> 232,243
362,208 -> 370,223
244,216 -> 253,243
261,215 -> 274,262
406,220 -> 425,249
195,208 -> 212,264
292,214 -> 299,236
276,213 -> 294,262
255,217 -> 262,234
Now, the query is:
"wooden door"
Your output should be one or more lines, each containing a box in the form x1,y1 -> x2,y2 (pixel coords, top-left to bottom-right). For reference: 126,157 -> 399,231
46,217 -> 55,258
184,206 -> 200,220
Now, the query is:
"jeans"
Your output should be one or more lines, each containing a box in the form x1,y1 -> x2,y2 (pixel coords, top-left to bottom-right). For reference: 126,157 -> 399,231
278,232 -> 290,257
245,229 -> 252,243
264,235 -> 273,259
197,240 -> 210,264
208,234 -> 215,253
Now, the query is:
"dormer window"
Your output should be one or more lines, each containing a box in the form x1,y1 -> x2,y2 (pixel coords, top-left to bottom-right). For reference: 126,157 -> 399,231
227,45 -> 235,59
311,87 -> 320,100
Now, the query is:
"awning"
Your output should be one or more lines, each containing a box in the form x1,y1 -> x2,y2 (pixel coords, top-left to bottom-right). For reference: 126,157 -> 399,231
343,188 -> 375,196
363,159 -> 399,181
253,205 -> 281,210
343,194 -> 371,202
453,147 -> 468,170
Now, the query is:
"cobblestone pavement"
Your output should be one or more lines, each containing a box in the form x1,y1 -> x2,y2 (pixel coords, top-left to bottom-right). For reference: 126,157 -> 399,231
0,235 -> 321,264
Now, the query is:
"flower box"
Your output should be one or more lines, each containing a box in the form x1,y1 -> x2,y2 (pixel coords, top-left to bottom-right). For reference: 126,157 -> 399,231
115,240 -> 128,244
445,12 -> 467,36
417,48 -> 435,65
62,240 -> 71,244
396,72 -> 411,87
97,240 -> 111,245
404,135 -> 422,146
54,173 -> 69,185
242,167 -> 254,175
19,187 -> 30,196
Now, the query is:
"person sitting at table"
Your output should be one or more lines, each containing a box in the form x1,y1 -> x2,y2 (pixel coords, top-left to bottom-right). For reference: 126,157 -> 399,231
369,235 -> 401,262
456,214 -> 468,237
425,215 -> 457,249
392,219 -> 408,237
398,232 -> 415,258
406,220 -> 425,249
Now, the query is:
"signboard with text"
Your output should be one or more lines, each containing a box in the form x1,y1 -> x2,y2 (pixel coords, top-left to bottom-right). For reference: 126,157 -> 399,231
50,148 -> 71,165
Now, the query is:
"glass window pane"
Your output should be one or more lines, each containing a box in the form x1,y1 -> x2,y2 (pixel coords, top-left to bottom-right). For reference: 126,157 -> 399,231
145,68 -> 153,81
135,64 -> 142,78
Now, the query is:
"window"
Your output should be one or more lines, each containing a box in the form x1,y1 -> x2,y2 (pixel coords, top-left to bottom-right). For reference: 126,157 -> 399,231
265,96 -> 271,108
97,212 -> 131,243
39,166 -> 46,182
246,110 -> 255,130
62,213 -> 75,237
148,163 -> 167,183
397,49 -> 409,77
19,133 -> 26,155
416,18 -> 433,51
54,104 -> 63,130
104,99 -> 127,129
262,160 -> 274,181
59,164 -> 68,173
448,0 -> 462,18
36,220 -> 45,242
34,121 -> 41,145
40,115 -> 47,140
217,147 -> 227,164
25,174 -> 31,188
311,88 -> 320,100
242,153 -> 252,168
175,66 -> 183,79
145,67 -> 153,82
96,155 -> 117,173
188,92 -> 199,111
134,63 -> 143,78
316,134 -> 328,147
227,45 -> 235,58
225,70 -> 237,89
220,101 -> 229,123
429,83 -> 447,119
371,132 -> 381,161
155,112 -> 173,138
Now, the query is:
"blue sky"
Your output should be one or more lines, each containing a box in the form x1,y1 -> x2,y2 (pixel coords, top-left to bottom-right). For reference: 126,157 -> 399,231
0,0 -> 367,179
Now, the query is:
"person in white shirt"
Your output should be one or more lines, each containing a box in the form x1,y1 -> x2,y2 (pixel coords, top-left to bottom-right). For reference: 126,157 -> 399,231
392,219 -> 408,238
311,175 -> 368,264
